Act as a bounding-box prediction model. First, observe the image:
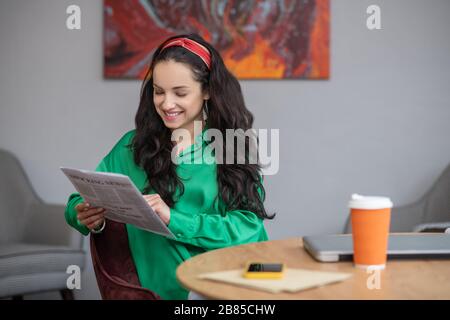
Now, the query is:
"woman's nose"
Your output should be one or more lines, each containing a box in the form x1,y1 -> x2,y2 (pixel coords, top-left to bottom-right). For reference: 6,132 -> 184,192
161,96 -> 176,109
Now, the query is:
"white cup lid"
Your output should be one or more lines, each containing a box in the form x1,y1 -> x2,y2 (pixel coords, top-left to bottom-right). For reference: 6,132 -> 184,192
348,193 -> 393,210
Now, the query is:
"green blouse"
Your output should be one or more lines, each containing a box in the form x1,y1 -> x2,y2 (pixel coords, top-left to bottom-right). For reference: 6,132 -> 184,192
64,127 -> 269,300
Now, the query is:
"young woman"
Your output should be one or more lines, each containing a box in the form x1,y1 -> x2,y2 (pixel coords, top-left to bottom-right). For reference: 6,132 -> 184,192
65,34 -> 274,300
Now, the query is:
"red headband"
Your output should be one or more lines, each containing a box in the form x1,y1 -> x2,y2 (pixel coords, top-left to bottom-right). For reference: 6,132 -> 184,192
160,37 -> 211,70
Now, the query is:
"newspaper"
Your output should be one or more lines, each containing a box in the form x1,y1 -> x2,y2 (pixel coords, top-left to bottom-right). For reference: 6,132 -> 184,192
61,167 -> 174,238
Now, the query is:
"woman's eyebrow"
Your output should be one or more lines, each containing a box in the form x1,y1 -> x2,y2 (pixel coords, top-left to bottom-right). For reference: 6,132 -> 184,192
153,84 -> 189,90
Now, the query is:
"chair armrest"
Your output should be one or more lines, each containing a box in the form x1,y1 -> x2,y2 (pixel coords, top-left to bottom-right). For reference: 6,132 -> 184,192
413,221 -> 450,233
22,202 -> 84,249
389,200 -> 426,232
342,215 -> 351,234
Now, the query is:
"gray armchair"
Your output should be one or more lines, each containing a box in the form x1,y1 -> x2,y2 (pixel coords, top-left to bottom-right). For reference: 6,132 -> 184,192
0,149 -> 86,299
344,163 -> 450,233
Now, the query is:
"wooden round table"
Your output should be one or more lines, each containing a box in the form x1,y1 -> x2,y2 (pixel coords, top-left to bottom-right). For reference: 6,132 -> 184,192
176,237 -> 450,299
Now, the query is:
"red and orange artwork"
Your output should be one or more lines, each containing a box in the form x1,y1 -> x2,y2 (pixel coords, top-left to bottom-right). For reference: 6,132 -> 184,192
104,0 -> 329,79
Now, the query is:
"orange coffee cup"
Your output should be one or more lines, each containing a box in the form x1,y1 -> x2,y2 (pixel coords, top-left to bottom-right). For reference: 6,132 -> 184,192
349,194 -> 392,270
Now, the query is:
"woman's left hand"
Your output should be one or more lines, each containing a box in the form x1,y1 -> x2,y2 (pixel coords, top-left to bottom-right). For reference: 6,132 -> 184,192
143,194 -> 171,225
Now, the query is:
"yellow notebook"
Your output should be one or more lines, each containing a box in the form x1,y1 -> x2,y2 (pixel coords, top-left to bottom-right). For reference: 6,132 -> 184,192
197,268 -> 352,294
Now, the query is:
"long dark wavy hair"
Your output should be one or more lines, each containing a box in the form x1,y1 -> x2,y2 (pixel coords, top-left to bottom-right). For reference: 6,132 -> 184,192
132,33 -> 274,220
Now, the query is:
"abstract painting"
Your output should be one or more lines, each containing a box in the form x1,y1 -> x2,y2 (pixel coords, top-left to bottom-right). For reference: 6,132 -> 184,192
104,0 -> 329,79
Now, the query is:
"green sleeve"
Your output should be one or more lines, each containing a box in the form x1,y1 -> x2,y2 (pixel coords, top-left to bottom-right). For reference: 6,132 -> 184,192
64,193 -> 89,236
168,207 -> 267,250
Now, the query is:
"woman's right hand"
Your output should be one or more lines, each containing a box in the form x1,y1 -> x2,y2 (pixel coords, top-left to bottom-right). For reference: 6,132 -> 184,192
75,202 -> 106,231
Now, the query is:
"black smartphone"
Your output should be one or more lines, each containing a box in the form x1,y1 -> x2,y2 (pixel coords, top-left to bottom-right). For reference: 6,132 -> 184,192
243,262 -> 285,279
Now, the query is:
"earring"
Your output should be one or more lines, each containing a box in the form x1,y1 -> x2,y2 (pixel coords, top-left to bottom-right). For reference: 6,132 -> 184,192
203,100 -> 209,120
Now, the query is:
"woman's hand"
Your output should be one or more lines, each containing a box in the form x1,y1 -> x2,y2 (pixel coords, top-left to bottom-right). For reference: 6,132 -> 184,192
75,202 -> 106,231
143,194 -> 171,225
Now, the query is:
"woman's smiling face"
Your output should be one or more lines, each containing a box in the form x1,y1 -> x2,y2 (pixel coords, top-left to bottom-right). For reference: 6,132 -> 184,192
152,60 -> 209,132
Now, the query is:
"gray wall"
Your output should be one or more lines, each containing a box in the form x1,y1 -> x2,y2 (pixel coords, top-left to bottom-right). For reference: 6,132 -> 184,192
1,0 -> 449,299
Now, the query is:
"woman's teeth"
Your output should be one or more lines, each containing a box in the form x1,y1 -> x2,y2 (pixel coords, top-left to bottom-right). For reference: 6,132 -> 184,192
164,111 -> 183,121
165,111 -> 182,116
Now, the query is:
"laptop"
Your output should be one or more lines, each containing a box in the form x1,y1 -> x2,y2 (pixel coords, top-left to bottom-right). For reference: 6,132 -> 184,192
303,233 -> 450,262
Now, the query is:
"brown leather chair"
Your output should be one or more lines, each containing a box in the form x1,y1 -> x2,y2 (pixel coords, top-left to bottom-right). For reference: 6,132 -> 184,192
90,219 -> 161,300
